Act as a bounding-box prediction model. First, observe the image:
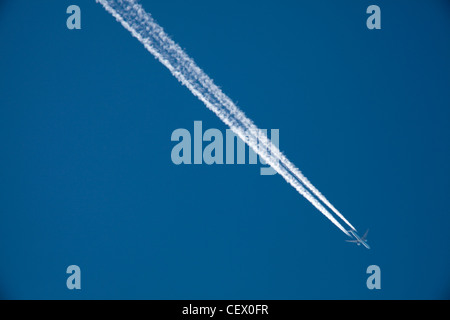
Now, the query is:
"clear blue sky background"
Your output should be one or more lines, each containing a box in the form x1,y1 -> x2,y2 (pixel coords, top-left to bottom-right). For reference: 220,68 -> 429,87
0,0 -> 449,299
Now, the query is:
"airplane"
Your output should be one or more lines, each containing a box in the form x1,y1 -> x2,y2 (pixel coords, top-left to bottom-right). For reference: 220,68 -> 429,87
346,229 -> 370,249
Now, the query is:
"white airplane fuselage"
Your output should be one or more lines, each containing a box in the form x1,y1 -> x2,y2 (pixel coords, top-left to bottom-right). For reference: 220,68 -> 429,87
349,230 -> 370,249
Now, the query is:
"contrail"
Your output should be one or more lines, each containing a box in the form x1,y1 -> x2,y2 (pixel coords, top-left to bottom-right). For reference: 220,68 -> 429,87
96,0 -> 354,236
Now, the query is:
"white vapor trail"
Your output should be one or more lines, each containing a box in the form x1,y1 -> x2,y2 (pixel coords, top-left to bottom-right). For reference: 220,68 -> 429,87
97,0 -> 355,236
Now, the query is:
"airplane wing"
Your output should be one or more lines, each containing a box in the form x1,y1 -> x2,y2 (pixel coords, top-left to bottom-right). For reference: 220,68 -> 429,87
345,240 -> 358,243
361,229 -> 369,241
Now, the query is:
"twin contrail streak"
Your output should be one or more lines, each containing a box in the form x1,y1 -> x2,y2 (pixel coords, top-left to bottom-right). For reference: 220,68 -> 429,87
97,0 -> 355,236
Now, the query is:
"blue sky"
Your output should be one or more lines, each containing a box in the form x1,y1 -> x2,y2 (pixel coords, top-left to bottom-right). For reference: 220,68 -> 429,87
0,0 -> 449,299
